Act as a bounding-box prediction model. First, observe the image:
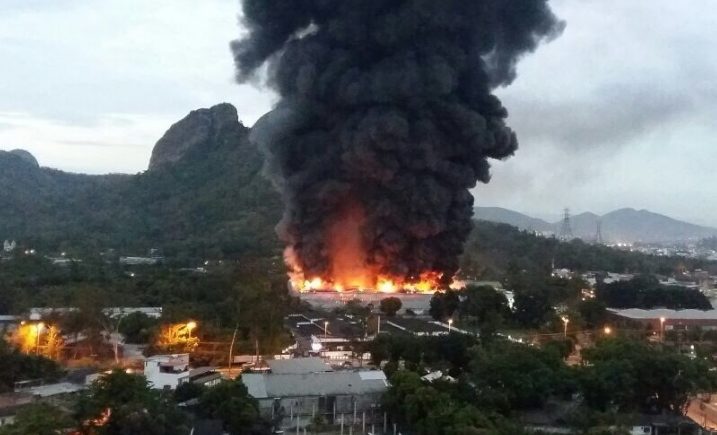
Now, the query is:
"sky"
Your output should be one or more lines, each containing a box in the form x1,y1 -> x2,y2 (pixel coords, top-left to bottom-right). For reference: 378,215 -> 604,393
1,1 -> 716,225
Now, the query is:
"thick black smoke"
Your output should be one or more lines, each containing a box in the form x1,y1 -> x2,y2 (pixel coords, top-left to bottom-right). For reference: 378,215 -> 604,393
232,0 -> 564,285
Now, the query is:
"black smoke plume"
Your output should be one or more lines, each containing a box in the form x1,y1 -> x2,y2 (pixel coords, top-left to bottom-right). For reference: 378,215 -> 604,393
232,0 -> 564,286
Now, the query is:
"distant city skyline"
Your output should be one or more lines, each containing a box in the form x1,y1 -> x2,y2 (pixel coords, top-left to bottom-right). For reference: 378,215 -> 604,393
1,0 -> 716,226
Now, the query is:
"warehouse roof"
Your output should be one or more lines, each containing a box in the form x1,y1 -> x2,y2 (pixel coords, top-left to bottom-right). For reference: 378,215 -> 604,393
24,382 -> 86,397
266,357 -> 332,375
609,308 -> 717,320
241,370 -> 387,399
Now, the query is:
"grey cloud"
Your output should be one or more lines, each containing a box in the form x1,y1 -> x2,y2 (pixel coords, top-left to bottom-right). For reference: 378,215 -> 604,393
55,140 -> 146,149
504,85 -> 703,152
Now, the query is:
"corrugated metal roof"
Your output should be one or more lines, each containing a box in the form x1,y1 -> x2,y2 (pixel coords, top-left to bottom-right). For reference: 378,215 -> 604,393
267,357 -> 332,374
609,308 -> 717,320
241,371 -> 387,399
24,382 -> 86,397
242,374 -> 268,398
358,371 -> 386,381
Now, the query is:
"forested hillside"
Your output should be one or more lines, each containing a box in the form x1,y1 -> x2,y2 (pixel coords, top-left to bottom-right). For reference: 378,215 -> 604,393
0,104 -> 282,262
461,221 -> 715,279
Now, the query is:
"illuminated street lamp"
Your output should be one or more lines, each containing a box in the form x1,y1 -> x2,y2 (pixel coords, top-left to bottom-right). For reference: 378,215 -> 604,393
603,326 -> 612,335
561,316 -> 569,338
35,322 -> 45,355
186,321 -> 197,339
448,318 -> 453,333
660,317 -> 666,341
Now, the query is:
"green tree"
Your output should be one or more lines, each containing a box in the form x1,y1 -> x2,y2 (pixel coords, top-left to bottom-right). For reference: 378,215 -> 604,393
118,312 -> 158,344
543,338 -> 575,360
368,334 -> 391,365
0,403 -> 72,435
512,288 -> 555,328
468,341 -> 574,411
596,275 -> 712,309
342,298 -> 371,317
459,285 -> 510,338
579,338 -> 717,413
380,297 -> 402,317
577,299 -> 608,329
384,370 -> 522,435
74,370 -> 188,434
174,382 -> 206,403
0,339 -> 62,393
429,289 -> 460,321
367,333 -> 479,374
197,379 -> 266,435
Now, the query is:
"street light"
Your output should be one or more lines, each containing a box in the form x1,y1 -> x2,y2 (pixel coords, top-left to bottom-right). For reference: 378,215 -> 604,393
660,317 -> 666,341
603,326 -> 612,335
448,318 -> 453,333
186,321 -> 197,339
561,316 -> 569,338
34,322 -> 45,355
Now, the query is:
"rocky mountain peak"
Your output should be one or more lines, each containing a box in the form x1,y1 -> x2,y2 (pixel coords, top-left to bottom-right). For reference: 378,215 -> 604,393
148,103 -> 245,170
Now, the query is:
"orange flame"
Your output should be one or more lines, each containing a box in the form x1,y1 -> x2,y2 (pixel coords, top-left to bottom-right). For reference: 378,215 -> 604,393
290,271 -> 450,294
377,279 -> 397,293
285,200 -> 461,294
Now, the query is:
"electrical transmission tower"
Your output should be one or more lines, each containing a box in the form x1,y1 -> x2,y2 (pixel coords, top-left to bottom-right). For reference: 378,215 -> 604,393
559,208 -> 573,241
595,219 -> 604,244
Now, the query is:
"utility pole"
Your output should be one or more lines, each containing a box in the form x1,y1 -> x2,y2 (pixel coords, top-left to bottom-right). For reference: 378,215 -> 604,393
113,315 -> 125,365
228,323 -> 239,377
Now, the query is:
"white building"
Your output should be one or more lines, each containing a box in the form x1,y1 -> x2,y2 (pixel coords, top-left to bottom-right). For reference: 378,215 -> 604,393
143,354 -> 222,390
144,354 -> 191,390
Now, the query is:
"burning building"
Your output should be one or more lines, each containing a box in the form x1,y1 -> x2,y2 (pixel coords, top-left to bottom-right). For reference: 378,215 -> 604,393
232,0 -> 564,294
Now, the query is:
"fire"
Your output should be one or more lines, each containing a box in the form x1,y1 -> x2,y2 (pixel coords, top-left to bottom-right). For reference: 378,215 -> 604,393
377,279 -> 397,293
290,271 -> 449,294
285,199 -> 458,294
325,201 -> 376,289
304,277 -> 324,290
450,279 -> 467,290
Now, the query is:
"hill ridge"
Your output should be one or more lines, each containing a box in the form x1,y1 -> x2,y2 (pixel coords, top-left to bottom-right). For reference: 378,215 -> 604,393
475,206 -> 717,243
